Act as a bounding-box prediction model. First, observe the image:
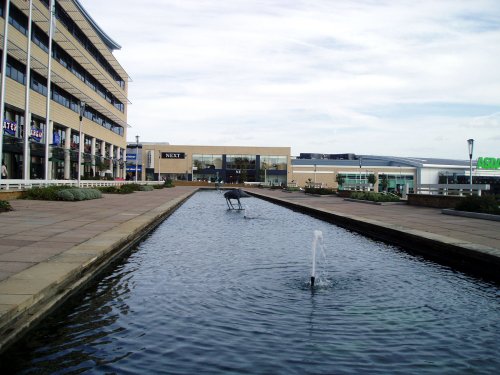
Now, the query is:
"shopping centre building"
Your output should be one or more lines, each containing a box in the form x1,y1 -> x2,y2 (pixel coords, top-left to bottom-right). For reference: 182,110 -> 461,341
126,144 -> 291,186
1,0 -> 129,181
126,144 -> 500,194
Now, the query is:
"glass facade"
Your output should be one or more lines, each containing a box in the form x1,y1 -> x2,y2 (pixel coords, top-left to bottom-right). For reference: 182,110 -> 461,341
189,154 -> 288,184
335,172 -> 414,193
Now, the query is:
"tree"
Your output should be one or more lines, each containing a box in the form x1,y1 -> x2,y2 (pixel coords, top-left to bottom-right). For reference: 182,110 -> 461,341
380,174 -> 388,192
335,173 -> 345,187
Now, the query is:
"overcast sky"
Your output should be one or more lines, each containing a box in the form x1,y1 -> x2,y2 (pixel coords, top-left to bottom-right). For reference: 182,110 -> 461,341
80,0 -> 500,159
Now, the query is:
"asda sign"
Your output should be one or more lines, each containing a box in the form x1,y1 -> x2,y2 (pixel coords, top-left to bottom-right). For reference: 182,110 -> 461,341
477,157 -> 500,170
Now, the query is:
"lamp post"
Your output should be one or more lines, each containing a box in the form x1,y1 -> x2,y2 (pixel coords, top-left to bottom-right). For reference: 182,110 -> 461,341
359,156 -> 362,190
158,149 -> 161,182
135,135 -> 139,182
467,138 -> 474,193
77,101 -> 85,187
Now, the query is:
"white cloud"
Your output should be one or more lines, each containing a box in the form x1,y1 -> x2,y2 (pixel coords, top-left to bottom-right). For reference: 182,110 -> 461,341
81,0 -> 500,158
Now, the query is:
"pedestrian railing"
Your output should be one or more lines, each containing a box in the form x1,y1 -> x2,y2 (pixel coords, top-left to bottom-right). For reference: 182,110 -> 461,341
0,179 -> 163,191
416,184 -> 490,196
342,183 -> 374,192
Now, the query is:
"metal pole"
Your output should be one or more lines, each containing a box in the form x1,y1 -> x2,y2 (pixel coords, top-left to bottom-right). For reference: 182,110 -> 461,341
44,0 -> 55,182
135,135 -> 139,182
23,0 -> 33,180
0,0 -> 11,184
467,139 -> 474,194
77,102 -> 85,187
158,149 -> 161,182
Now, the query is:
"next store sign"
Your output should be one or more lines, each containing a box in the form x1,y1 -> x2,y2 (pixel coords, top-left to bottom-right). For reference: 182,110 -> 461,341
161,152 -> 185,159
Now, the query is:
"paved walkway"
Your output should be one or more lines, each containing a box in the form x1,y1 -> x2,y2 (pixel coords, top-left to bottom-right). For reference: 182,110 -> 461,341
0,186 -> 498,352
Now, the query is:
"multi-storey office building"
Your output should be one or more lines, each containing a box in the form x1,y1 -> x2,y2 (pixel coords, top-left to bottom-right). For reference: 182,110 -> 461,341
1,0 -> 129,181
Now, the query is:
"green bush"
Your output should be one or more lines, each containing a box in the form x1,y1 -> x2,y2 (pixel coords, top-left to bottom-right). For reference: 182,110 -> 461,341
0,200 -> 13,212
119,184 -> 138,194
97,186 -> 121,194
24,186 -> 70,200
55,189 -> 75,201
26,187 -> 102,201
455,195 -> 500,214
72,189 -> 87,200
350,192 -> 401,202
82,189 -> 102,199
153,184 -> 164,189
125,183 -> 142,191
139,185 -> 154,191
304,187 -> 336,195
164,179 -> 174,188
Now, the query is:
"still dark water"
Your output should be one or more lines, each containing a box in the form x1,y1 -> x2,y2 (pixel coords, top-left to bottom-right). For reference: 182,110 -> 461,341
2,191 -> 499,374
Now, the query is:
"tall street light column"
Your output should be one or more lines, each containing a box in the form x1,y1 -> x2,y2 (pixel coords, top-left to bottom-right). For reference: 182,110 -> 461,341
158,150 -> 161,182
135,135 -> 140,182
77,101 -> 85,187
467,139 -> 474,194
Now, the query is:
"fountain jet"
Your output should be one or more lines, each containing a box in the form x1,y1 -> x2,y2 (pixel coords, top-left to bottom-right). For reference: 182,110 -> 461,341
311,230 -> 323,288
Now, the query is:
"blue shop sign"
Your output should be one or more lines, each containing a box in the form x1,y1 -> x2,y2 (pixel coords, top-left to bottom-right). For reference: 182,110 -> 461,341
126,165 -> 142,172
3,120 -> 17,136
127,153 -> 137,161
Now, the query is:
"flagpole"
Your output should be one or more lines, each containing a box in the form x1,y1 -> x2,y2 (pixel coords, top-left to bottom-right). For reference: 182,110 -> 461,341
0,0 -> 11,184
44,0 -> 55,183
24,0 -> 33,180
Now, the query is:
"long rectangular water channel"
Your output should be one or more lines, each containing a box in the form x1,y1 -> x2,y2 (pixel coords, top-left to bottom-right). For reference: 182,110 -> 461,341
1,190 -> 498,374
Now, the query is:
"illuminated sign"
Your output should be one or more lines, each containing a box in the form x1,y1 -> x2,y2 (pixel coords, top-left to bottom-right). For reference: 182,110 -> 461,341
31,127 -> 43,142
161,152 -> 185,159
477,157 -> 500,170
3,120 -> 17,136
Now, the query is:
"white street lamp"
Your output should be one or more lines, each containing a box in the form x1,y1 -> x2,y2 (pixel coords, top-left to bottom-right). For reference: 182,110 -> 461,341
467,139 -> 474,193
77,101 -> 85,187
158,149 -> 161,182
135,135 -> 140,182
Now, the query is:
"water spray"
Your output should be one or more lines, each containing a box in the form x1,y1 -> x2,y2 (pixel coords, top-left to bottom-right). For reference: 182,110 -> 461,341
311,230 -> 323,288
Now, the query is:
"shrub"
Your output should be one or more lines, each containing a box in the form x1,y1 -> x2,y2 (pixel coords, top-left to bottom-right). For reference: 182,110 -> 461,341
125,183 -> 142,191
0,200 -> 13,212
455,195 -> 500,214
98,186 -> 121,194
83,189 -> 102,199
26,187 -> 102,201
55,189 -> 75,201
164,179 -> 174,188
304,187 -> 336,195
139,185 -> 154,191
153,184 -> 164,189
350,192 -> 400,202
119,184 -> 138,194
24,186 -> 70,200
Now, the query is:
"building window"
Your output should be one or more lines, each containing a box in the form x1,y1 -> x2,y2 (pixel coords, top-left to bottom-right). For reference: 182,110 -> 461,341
260,156 -> 287,170
192,154 -> 223,170
226,155 -> 256,170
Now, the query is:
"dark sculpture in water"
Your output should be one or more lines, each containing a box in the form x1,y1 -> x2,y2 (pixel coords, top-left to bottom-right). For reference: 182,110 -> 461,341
224,189 -> 250,210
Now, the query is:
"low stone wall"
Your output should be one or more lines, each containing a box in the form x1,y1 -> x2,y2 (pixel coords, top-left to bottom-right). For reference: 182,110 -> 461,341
407,194 -> 463,208
0,191 -> 24,200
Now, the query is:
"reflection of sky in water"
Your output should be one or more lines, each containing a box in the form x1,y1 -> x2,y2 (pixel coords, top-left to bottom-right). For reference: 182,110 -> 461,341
3,191 -> 499,374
